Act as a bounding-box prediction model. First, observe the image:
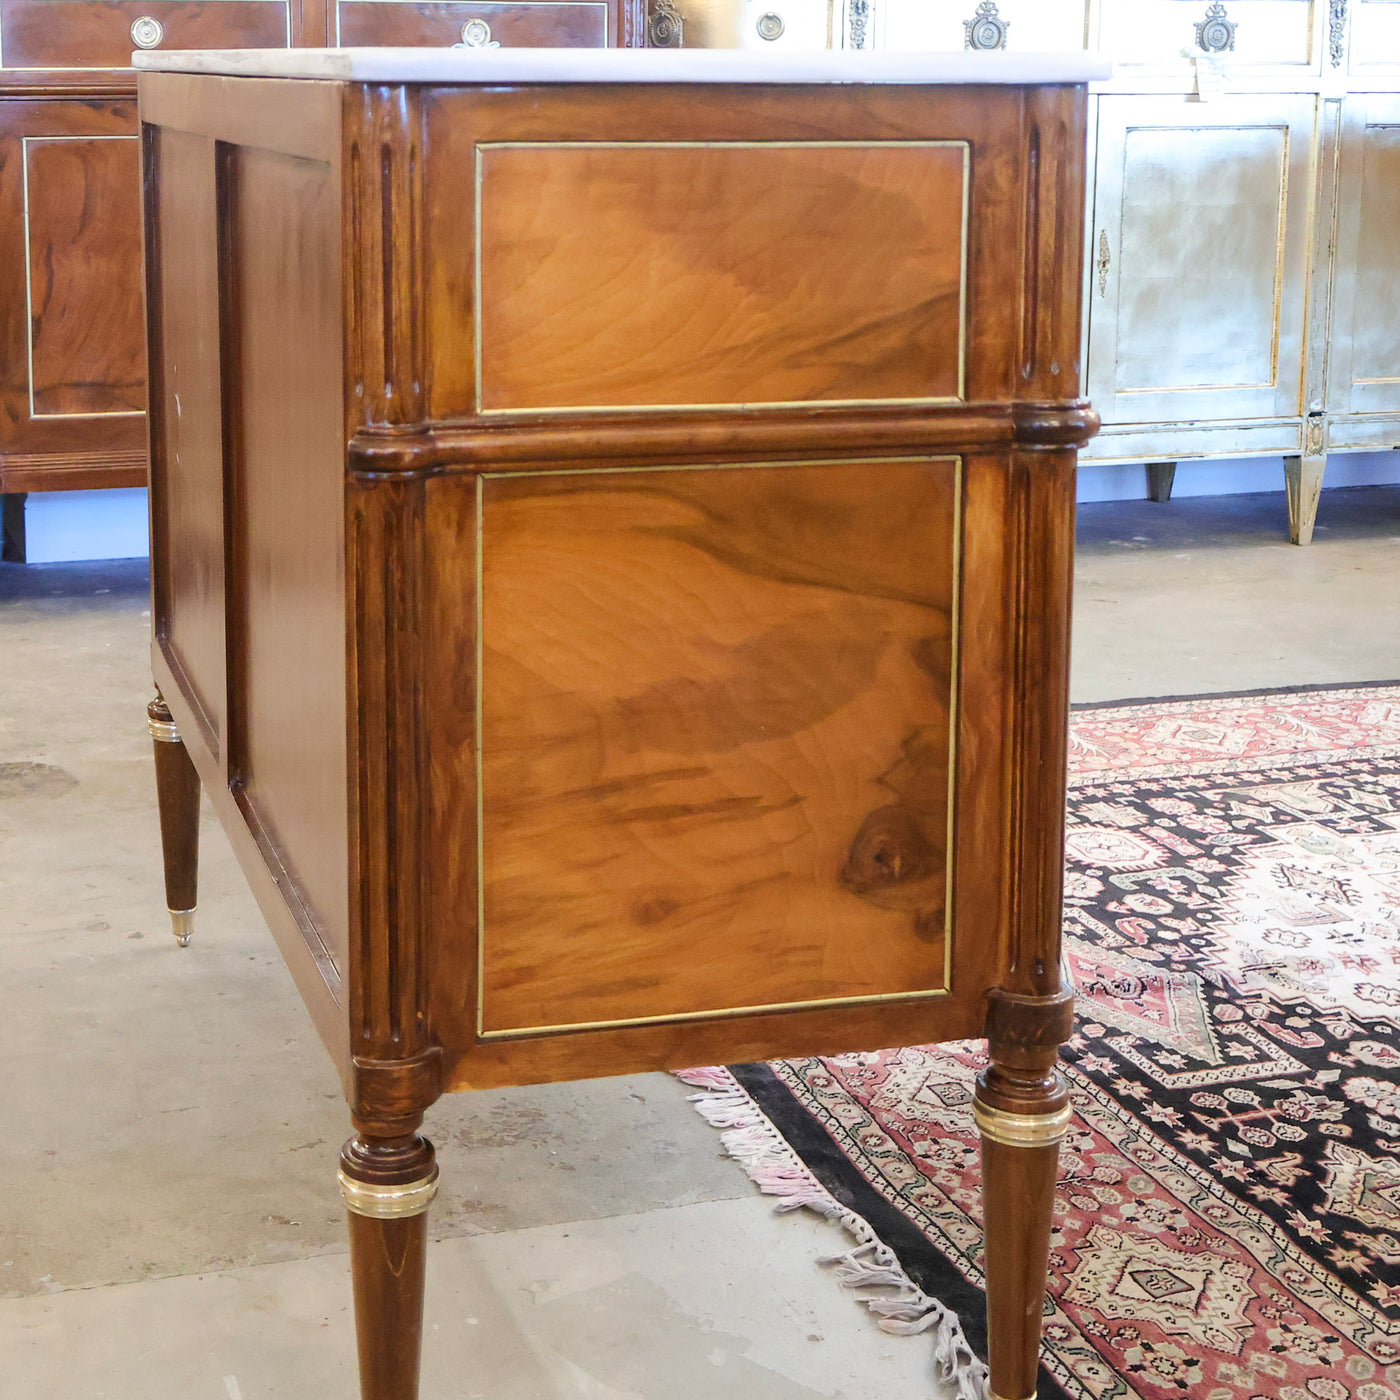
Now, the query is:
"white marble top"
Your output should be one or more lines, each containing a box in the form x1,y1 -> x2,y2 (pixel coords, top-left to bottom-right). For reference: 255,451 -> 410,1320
133,46 -> 1111,86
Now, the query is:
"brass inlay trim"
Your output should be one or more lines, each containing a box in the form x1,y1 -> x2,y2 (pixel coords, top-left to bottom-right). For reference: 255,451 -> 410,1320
973,1100 -> 1073,1149
475,454 -> 963,1040
148,715 -> 181,743
170,909 -> 194,947
990,1391 -> 1037,1400
337,1166 -> 440,1220
472,139 -> 970,417
21,135 -> 146,423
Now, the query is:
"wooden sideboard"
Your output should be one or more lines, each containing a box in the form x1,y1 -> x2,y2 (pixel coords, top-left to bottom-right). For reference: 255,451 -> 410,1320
139,44 -> 1105,1400
0,0 -> 643,497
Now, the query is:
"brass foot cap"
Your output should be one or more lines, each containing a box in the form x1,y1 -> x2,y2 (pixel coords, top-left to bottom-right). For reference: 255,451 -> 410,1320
170,909 -> 195,947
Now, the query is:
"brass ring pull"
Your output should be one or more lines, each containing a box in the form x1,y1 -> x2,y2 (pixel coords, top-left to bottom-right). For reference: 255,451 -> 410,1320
130,15 -> 165,48
459,18 -> 501,47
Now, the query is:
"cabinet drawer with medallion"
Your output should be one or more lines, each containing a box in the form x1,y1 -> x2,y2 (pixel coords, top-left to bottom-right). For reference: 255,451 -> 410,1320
877,0 -> 1089,54
1097,0 -> 1321,74
335,0 -> 640,47
0,1 -> 292,69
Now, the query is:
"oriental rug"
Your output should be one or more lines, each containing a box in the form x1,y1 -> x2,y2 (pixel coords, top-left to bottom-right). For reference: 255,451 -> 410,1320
682,682 -> 1400,1400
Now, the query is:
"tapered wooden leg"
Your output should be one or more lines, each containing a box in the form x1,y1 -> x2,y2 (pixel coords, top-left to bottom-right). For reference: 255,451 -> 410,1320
340,1132 -> 439,1400
1284,452 -> 1325,545
148,692 -> 200,947
1145,460 -> 1176,503
975,989 -> 1075,1400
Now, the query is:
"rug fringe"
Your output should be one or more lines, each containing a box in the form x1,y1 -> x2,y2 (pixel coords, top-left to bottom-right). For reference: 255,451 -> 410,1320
677,1067 -> 992,1400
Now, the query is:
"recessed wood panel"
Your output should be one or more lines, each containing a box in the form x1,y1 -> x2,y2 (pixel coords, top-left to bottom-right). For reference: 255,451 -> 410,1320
477,457 -> 959,1035
336,0 -> 610,46
150,126 -> 227,750
475,140 -> 967,413
24,134 -> 145,418
1349,121 -> 1400,398
224,143 -> 348,975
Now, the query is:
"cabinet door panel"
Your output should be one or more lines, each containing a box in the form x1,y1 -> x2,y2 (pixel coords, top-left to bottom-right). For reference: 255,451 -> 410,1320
25,134 -> 144,417
0,96 -> 147,465
878,0 -> 1088,53
1327,95 -> 1400,418
1086,94 -> 1315,426
1348,0 -> 1400,79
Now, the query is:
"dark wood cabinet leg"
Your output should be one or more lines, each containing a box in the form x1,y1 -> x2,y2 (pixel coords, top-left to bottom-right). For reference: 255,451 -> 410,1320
975,989 -> 1075,1400
339,1132 -> 439,1400
148,692 -> 200,946
1145,460 -> 1176,503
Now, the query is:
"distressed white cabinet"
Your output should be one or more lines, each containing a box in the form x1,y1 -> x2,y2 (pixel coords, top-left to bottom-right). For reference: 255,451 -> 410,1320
1086,94 -> 1316,435
707,0 -> 1400,542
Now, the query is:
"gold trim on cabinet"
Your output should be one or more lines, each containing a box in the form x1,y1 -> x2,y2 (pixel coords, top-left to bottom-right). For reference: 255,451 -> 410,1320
471,139 -> 970,417
21,135 -> 145,422
473,454 -> 963,1041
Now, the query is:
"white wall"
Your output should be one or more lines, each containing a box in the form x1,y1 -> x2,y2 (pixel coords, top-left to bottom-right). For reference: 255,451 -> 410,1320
17,489 -> 150,564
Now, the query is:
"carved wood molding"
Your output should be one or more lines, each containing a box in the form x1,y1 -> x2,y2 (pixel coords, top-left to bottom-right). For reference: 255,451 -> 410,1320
346,473 -> 440,1124
345,86 -> 428,432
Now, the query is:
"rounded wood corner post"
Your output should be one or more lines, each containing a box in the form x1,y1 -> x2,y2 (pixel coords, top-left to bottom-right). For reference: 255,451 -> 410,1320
343,445 -> 443,1400
148,690 -> 200,946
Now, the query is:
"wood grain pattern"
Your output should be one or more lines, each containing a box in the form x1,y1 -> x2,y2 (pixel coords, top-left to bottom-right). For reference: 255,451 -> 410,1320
222,141 -> 349,978
0,1 -> 292,69
476,140 -> 967,413
24,134 -> 144,416
478,459 -> 958,1033
146,124 -> 225,755
0,95 -> 149,466
337,0 -> 611,46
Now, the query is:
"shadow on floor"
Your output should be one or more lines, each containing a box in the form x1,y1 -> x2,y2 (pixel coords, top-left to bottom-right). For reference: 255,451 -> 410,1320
0,558 -> 150,606
1077,483 -> 1400,554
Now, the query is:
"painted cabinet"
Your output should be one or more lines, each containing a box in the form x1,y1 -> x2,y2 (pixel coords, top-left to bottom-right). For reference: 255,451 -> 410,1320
825,0 -> 1400,542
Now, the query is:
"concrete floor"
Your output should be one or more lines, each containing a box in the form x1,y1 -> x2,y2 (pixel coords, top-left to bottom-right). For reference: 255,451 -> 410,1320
2,484 -> 1399,1398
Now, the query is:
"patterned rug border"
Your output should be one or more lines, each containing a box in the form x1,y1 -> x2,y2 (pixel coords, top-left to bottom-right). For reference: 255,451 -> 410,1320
1071,678 -> 1400,713
678,1063 -> 998,1400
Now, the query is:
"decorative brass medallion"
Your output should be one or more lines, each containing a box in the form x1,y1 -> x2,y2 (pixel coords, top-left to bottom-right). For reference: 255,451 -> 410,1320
130,15 -> 164,48
964,1 -> 1009,52
647,0 -> 684,46
459,18 -> 500,47
756,11 -> 785,40
1194,2 -> 1237,53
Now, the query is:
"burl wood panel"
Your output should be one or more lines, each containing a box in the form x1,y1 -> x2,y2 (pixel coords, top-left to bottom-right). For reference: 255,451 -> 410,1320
223,143 -> 349,975
23,134 -> 144,417
337,0 -> 610,47
475,141 -> 967,414
147,126 -> 226,754
477,458 -> 959,1034
0,1 -> 291,69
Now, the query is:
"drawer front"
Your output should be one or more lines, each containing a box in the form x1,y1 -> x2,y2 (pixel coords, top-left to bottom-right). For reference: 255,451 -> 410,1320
1098,0 -> 1319,71
878,0 -> 1089,53
336,0 -> 612,46
1349,0 -> 1400,78
0,1 -> 291,68
680,0 -> 832,49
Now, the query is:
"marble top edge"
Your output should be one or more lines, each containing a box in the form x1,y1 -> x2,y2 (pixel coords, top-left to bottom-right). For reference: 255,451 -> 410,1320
133,47 -> 1112,85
